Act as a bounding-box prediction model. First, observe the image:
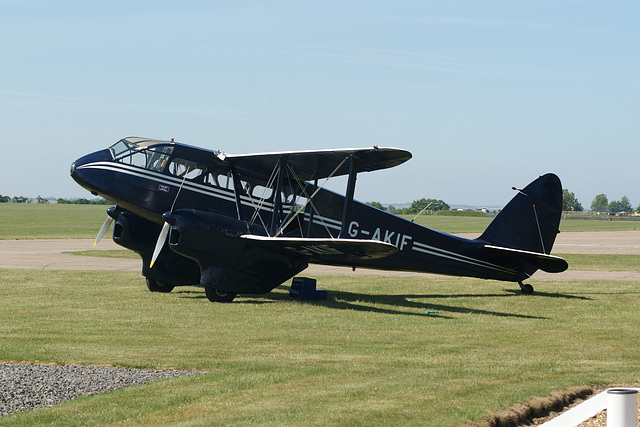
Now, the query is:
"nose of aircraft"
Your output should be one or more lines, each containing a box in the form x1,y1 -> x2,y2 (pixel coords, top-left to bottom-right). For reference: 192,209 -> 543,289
70,148 -> 113,194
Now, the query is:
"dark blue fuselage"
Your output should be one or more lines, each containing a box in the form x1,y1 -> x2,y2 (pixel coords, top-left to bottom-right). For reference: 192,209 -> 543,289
72,137 -> 564,298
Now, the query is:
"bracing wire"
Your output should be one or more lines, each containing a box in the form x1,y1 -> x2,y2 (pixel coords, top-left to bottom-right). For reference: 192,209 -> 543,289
246,163 -> 280,235
275,156 -> 349,238
171,166 -> 190,213
532,203 -> 546,254
513,187 -> 547,254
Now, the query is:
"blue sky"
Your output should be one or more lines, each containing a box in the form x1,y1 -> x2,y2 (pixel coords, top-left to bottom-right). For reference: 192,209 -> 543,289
2,1 -> 638,207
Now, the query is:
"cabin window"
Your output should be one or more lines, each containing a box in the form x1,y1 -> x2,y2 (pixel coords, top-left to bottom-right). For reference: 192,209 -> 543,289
291,195 -> 309,213
110,140 -> 132,158
124,150 -> 148,168
208,170 -> 233,189
110,140 -> 174,173
167,158 -> 206,180
145,147 -> 173,172
203,170 -> 250,194
204,172 -> 221,187
252,185 -> 273,200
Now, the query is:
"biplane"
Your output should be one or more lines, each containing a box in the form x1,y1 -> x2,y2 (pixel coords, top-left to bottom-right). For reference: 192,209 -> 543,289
70,137 -> 568,302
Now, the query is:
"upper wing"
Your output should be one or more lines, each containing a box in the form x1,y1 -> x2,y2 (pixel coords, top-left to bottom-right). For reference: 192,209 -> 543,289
484,245 -> 568,273
241,235 -> 397,265
225,147 -> 412,181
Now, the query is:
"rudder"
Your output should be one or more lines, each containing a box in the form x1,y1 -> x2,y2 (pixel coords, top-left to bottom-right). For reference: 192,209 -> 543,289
479,174 -> 563,255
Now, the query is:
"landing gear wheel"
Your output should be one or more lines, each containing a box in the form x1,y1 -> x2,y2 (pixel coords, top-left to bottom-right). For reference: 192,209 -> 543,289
205,286 -> 236,303
518,282 -> 534,295
146,278 -> 175,293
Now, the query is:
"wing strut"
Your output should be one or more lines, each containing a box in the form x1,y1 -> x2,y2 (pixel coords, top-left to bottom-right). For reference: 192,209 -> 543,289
269,158 -> 285,236
339,156 -> 361,238
231,167 -> 244,221
306,173 -> 318,237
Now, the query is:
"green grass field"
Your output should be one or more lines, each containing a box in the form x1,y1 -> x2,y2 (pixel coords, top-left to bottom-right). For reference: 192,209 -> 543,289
1,270 -> 639,426
2,204 -> 640,425
0,204 -> 110,239
558,254 -> 640,271
2,204 -> 640,240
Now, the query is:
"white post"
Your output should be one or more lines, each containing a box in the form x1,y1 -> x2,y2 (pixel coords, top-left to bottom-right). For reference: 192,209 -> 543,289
607,388 -> 637,427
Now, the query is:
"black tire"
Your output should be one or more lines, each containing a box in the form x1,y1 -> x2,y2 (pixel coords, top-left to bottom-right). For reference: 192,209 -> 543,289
205,286 -> 236,303
520,283 -> 534,295
146,278 -> 175,293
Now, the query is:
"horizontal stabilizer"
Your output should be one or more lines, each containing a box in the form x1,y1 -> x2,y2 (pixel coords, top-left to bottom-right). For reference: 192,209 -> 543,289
484,245 -> 568,273
242,235 -> 397,264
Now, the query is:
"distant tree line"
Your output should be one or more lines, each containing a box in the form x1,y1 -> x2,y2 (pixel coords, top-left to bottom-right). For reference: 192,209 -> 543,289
589,194 -> 634,213
0,195 -> 110,205
367,189 -> 640,217
562,189 -> 637,214
3,190 -> 638,214
0,195 -> 40,203
56,198 -> 111,205
367,198 -> 450,215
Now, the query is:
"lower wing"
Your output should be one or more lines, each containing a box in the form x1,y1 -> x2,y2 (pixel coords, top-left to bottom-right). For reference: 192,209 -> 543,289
241,235 -> 397,265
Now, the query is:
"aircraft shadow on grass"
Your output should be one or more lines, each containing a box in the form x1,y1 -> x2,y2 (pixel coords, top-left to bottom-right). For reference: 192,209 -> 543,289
173,286 -> 592,319
311,290 -> 547,319
501,289 -> 591,300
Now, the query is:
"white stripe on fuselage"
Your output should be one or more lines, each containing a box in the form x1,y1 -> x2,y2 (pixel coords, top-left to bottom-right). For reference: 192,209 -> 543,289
77,162 -> 342,231
412,241 -> 517,275
79,162 -> 513,276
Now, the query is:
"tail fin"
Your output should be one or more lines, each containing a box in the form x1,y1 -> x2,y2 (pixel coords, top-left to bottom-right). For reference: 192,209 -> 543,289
479,173 -> 563,255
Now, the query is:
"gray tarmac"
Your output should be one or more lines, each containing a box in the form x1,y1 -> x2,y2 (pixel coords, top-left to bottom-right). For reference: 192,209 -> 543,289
0,239 -> 140,271
1,231 -> 639,280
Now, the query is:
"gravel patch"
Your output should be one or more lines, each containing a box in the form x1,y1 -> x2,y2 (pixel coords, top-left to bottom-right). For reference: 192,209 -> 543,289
0,363 -> 198,416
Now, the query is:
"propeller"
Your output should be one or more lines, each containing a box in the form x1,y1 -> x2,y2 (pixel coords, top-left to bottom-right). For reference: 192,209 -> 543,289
93,216 -> 113,247
93,206 -> 118,247
150,219 -> 171,268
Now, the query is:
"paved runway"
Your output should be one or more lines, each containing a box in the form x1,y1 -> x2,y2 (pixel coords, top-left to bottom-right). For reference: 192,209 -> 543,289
1,231 -> 639,280
0,239 -> 140,272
